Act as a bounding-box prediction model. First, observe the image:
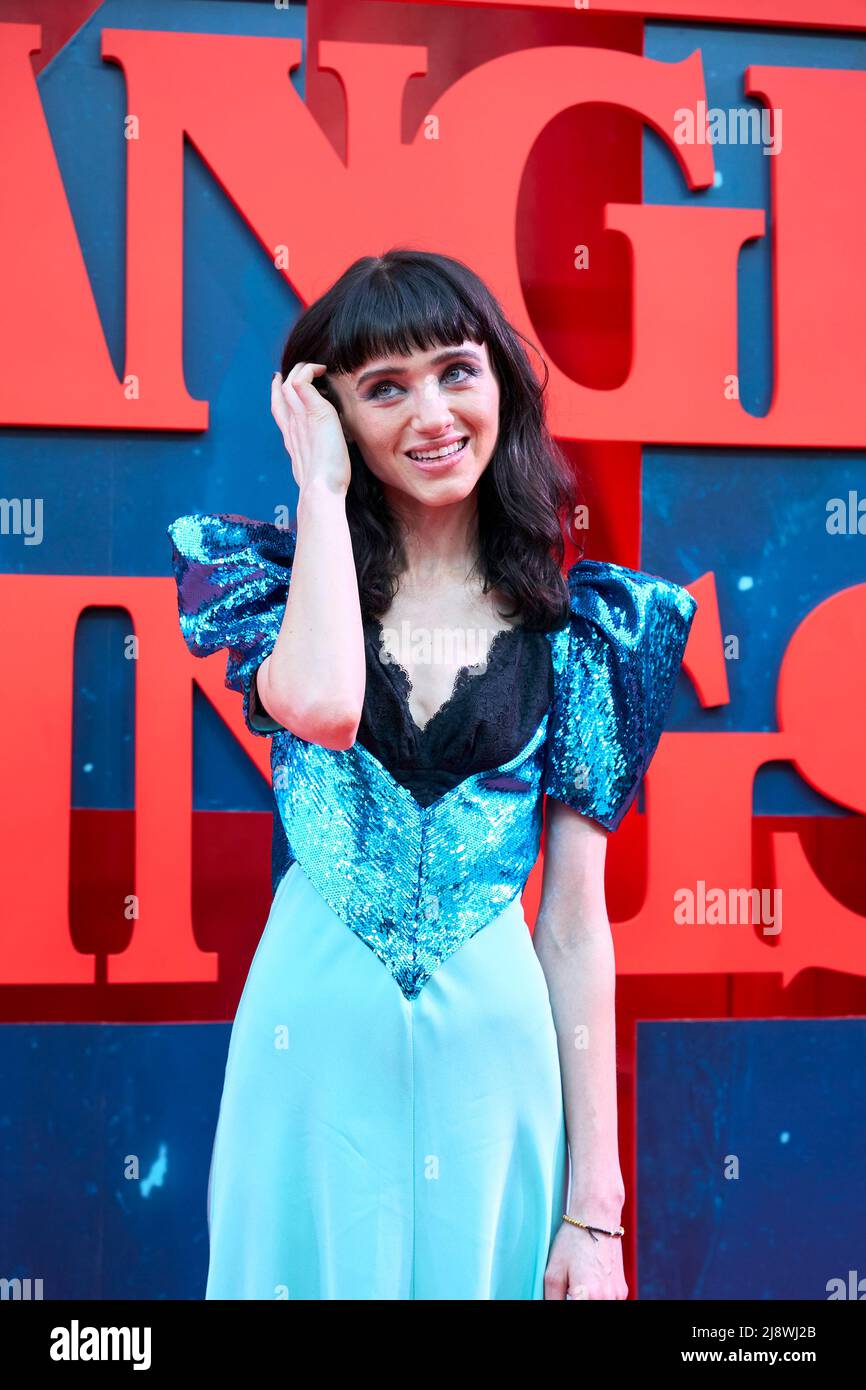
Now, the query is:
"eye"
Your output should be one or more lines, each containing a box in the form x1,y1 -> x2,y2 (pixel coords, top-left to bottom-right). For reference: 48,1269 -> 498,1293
365,361 -> 480,401
368,380 -> 401,401
442,362 -> 479,386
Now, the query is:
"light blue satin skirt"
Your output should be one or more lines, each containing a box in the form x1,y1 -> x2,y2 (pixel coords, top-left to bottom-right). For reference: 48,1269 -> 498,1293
205,859 -> 569,1299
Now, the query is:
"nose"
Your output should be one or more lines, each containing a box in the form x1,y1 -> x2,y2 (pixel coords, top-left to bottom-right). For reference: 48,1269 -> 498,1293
410,376 -> 456,434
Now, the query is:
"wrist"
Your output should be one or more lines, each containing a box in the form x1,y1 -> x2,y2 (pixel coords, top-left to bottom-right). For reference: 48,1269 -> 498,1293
297,477 -> 349,518
566,1188 -> 625,1227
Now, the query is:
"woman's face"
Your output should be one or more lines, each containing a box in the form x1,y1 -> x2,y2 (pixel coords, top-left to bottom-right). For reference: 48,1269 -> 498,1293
327,339 -> 500,507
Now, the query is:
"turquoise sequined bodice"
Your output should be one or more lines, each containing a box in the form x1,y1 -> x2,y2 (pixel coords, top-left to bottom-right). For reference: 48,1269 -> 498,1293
167,513 -> 696,1000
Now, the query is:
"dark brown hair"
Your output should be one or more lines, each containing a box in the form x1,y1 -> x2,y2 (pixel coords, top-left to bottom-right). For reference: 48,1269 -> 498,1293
278,248 -> 584,629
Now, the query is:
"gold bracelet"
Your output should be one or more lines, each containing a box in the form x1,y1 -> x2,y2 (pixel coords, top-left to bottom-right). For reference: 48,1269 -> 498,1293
562,1213 -> 625,1241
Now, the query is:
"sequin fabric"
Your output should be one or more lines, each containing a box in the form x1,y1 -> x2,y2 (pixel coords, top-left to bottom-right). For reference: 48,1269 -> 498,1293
166,512 -> 296,737
542,559 -> 698,831
167,512 -> 696,1000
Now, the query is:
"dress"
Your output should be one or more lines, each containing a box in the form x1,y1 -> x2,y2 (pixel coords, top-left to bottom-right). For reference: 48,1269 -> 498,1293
167,513 -> 697,1300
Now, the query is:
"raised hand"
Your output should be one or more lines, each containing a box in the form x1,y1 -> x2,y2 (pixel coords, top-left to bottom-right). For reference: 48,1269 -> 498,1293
271,362 -> 352,496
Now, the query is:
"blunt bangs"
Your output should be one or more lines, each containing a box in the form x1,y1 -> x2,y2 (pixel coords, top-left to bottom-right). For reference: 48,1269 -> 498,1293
322,258 -> 491,378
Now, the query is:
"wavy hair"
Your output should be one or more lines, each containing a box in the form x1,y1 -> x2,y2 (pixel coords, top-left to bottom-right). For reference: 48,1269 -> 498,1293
278,248 -> 583,630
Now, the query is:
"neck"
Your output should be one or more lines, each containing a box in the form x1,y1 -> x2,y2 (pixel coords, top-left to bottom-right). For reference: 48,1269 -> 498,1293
385,488 -> 482,587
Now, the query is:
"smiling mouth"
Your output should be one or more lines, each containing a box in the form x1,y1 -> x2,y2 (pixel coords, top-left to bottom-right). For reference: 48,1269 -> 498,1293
405,436 -> 469,464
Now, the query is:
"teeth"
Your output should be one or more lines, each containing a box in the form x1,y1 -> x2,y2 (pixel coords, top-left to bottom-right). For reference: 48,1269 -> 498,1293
408,438 -> 467,462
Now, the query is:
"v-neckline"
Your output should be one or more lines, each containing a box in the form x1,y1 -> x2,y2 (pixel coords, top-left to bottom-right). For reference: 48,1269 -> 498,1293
271,626 -> 569,819
367,616 -> 522,737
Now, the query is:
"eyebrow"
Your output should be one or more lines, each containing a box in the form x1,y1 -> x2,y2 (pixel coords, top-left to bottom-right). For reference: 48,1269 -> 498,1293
355,346 -> 483,391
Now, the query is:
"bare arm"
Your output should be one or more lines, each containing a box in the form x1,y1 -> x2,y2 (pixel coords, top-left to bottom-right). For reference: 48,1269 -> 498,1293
256,366 -> 366,749
534,795 -> 628,1300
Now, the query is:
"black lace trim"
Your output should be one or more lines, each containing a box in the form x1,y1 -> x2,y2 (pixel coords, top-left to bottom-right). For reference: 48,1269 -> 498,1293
367,617 -> 523,736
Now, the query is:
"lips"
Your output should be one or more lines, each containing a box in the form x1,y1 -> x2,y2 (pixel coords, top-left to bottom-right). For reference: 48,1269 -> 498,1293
405,436 -> 469,464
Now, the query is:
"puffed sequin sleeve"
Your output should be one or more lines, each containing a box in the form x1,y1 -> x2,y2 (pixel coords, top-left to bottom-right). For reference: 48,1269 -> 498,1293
166,512 -> 296,737
543,559 -> 697,830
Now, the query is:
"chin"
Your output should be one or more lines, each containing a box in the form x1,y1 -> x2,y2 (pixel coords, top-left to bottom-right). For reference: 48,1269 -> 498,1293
412,477 -> 478,506
374,456 -> 486,508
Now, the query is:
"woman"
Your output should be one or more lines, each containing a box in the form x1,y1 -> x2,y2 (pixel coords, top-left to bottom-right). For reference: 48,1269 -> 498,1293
167,248 -> 696,1300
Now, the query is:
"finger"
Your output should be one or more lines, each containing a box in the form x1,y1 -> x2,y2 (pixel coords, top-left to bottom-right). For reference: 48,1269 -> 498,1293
271,371 -> 288,418
293,377 -> 334,415
272,371 -> 291,408
543,1270 -> 569,1300
280,374 -> 306,419
286,361 -> 328,385
287,360 -> 328,375
271,373 -> 295,433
